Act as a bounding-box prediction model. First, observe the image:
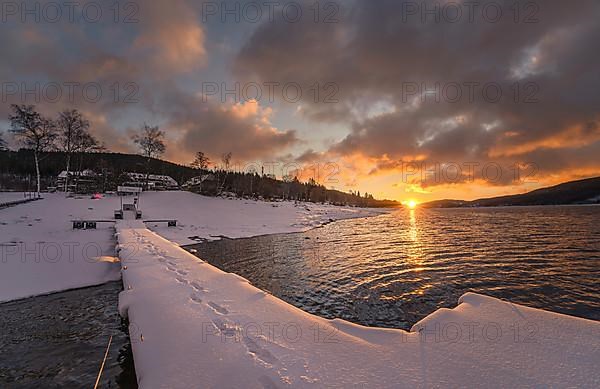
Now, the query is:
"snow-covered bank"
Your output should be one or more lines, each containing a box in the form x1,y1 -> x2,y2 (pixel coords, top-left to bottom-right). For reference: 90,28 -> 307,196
141,191 -> 388,246
117,224 -> 600,388
0,192 -> 33,204
0,194 -> 120,302
0,191 -> 385,302
3,190 -> 599,387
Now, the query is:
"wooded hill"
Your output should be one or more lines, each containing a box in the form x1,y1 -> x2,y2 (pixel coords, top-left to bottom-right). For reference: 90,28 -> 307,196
423,176 -> 600,208
0,149 -> 399,208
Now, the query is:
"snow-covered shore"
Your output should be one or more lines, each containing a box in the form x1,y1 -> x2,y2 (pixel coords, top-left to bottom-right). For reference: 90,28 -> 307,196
117,224 -> 600,388
3,190 -> 599,387
140,191 -> 388,246
0,193 -> 120,302
0,191 -> 386,302
0,192 -> 33,204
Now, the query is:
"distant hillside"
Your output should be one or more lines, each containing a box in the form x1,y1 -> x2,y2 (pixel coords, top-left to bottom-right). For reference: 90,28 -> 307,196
0,149 -> 198,184
423,177 -> 600,208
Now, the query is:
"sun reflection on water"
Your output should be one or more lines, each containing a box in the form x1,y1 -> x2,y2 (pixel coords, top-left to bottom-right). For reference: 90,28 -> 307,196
192,206 -> 600,329
406,208 -> 424,264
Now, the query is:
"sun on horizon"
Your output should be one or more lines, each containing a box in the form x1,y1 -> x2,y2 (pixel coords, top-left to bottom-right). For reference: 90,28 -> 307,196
405,200 -> 418,209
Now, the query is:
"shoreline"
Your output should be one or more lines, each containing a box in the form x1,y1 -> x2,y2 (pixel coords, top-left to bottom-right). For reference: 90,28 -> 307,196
2,191 -> 600,387
116,221 -> 600,388
0,191 -> 383,303
0,208 -> 388,304
179,209 -> 391,245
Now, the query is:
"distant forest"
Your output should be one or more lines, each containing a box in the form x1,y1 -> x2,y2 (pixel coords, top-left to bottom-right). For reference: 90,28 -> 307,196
0,149 -> 399,208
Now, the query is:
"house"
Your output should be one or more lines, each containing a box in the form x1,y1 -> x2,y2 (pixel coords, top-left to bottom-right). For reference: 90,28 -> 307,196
182,174 -> 218,194
56,170 -> 99,192
123,172 -> 179,190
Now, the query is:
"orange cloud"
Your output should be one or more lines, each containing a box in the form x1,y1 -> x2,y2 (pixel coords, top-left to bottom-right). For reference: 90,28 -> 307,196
166,99 -> 298,163
133,1 -> 206,72
490,123 -> 600,157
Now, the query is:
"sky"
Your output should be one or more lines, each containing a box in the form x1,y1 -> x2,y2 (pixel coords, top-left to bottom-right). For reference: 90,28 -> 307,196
1,0 -> 599,202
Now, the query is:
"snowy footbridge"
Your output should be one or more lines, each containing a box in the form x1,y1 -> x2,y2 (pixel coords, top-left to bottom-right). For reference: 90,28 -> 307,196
115,221 -> 600,388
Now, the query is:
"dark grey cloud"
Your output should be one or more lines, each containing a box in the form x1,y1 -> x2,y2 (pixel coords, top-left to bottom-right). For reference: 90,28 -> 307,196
1,0 -> 299,162
234,0 -> 600,184
3,0 -> 600,187
294,149 -> 325,163
163,95 -> 299,162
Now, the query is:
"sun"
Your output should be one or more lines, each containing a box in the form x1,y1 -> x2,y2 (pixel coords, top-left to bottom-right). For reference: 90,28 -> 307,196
406,200 -> 418,209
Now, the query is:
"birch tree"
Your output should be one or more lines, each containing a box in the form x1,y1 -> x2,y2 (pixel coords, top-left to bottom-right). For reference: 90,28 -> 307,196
132,123 -> 166,190
73,131 -> 104,192
9,105 -> 57,195
57,109 -> 90,192
219,152 -> 232,194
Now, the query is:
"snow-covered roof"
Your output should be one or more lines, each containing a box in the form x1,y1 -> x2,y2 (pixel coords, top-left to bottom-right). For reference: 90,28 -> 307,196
183,174 -> 216,186
57,169 -> 96,178
126,172 -> 178,186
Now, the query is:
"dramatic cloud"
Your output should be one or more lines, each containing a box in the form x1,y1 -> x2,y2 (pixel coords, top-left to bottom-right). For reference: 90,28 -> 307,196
2,0 -> 600,200
0,0 -> 298,165
166,99 -> 299,163
131,1 -> 206,72
234,0 -> 600,197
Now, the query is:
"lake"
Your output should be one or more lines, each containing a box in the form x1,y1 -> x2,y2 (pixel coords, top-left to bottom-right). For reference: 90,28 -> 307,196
189,206 -> 600,330
0,281 -> 137,389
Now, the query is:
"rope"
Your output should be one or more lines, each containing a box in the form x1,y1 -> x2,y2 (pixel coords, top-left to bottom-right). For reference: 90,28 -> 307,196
93,335 -> 113,389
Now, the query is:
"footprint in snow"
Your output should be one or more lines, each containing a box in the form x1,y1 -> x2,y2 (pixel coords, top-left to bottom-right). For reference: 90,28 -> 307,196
176,276 -> 189,284
243,336 -> 278,365
190,281 -> 206,292
190,293 -> 203,303
207,301 -> 229,315
211,317 -> 238,337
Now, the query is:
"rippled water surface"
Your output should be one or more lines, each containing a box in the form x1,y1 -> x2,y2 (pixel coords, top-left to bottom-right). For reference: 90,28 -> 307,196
0,281 -> 137,389
191,206 -> 600,330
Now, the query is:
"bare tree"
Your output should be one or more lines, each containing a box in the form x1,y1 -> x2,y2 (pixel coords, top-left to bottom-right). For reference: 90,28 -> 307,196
191,151 -> 210,170
217,152 -> 233,194
73,131 -> 104,192
78,131 -> 104,154
188,152 -> 211,193
57,109 -> 90,192
221,152 -> 232,171
9,105 -> 57,195
132,123 -> 166,190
